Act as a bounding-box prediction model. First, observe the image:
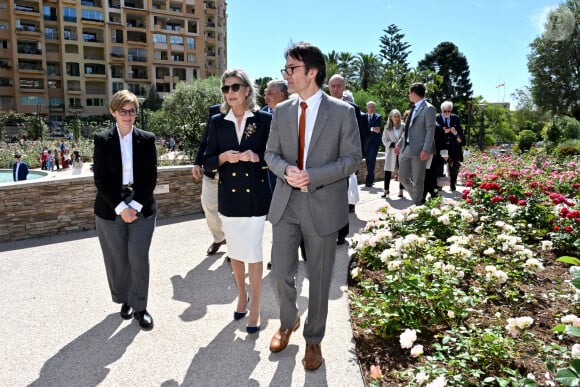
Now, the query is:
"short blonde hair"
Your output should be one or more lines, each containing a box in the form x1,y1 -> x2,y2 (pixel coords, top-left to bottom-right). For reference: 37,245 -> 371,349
109,90 -> 139,113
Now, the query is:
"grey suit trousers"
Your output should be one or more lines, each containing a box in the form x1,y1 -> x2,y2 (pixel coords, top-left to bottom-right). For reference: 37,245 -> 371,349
95,214 -> 156,312
271,191 -> 337,345
398,148 -> 428,205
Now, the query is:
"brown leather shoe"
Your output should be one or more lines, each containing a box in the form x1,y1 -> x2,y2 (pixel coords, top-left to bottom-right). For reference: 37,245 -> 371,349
269,317 -> 300,353
303,344 -> 323,370
207,240 -> 226,255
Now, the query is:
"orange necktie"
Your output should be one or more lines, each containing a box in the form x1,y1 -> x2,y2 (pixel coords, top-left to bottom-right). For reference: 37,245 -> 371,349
298,101 -> 307,170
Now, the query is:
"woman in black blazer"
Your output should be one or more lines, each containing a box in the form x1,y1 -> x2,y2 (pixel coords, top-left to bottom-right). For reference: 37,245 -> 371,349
204,68 -> 272,333
93,90 -> 157,330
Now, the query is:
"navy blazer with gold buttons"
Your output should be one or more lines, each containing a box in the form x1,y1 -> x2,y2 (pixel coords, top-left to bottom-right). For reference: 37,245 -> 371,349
204,110 -> 272,218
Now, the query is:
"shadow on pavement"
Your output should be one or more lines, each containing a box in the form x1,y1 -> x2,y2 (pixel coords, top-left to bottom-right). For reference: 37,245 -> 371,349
29,314 -> 140,387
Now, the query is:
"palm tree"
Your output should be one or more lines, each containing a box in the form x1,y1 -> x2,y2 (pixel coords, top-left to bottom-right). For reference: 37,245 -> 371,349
337,52 -> 356,81
354,53 -> 381,90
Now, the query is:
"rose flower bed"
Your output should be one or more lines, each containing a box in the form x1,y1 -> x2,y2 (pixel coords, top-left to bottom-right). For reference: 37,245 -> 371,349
349,151 -> 580,386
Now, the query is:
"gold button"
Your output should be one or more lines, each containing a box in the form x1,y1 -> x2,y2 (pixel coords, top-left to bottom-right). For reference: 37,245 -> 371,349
246,189 -> 250,192
232,172 -> 236,176
232,189 -> 236,192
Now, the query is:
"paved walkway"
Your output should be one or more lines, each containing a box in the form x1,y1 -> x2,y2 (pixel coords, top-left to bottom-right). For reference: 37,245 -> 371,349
0,179 -> 462,386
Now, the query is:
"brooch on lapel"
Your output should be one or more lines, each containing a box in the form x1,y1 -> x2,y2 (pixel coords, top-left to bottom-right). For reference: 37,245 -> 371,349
244,122 -> 256,140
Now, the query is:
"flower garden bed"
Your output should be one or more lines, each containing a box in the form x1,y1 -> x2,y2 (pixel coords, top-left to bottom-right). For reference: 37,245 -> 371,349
349,151 -> 580,386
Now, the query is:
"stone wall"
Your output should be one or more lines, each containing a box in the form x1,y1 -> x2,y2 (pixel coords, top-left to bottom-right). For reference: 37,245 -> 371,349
0,158 -> 383,243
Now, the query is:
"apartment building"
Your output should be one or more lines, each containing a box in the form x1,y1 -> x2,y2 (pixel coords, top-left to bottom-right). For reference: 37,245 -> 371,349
0,0 -> 227,128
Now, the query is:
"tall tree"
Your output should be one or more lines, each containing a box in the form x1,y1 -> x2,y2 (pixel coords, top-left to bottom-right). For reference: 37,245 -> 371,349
528,0 -> 580,120
353,53 -> 381,91
378,24 -> 411,71
418,42 -> 473,108
337,51 -> 357,83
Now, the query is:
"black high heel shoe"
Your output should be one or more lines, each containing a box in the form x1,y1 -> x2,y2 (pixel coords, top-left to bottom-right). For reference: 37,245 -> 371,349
246,310 -> 261,334
234,296 -> 249,320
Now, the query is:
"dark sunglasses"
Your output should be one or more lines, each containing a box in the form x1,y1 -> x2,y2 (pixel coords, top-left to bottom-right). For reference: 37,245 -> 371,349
221,83 -> 246,93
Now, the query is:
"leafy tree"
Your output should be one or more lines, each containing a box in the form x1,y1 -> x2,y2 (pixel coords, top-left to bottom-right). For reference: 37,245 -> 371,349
511,87 -> 549,136
337,52 -> 357,80
353,53 -> 381,91
528,0 -> 580,120
518,129 -> 538,152
254,77 -> 272,108
378,24 -> 411,71
144,85 -> 163,111
160,77 -> 222,159
480,104 -> 516,145
418,42 -> 473,108
370,65 -> 441,114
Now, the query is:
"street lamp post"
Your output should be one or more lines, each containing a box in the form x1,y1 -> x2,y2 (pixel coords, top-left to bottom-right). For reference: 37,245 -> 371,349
478,104 -> 487,151
69,104 -> 83,141
137,97 -> 146,131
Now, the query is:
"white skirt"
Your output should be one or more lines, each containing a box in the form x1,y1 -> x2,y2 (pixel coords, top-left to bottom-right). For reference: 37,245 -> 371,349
219,215 -> 266,263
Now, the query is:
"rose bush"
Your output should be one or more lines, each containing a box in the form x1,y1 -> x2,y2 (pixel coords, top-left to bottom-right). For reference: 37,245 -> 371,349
350,150 -> 579,386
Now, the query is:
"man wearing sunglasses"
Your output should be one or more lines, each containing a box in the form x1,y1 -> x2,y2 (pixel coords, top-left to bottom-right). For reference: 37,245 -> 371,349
265,42 -> 361,371
436,100 -> 465,191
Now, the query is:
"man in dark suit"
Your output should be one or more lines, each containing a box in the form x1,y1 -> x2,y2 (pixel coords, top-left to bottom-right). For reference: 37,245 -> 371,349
12,154 -> 29,181
192,103 -> 227,256
436,100 -> 465,191
395,82 -> 436,205
265,42 -> 362,371
362,101 -> 382,187
93,90 -> 157,330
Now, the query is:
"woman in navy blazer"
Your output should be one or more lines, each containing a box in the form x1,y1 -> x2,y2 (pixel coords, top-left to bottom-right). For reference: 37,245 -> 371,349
93,90 -> 158,330
204,68 -> 272,333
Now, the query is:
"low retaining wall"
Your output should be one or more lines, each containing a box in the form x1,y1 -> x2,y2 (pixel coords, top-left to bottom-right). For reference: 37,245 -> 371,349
0,158 -> 384,243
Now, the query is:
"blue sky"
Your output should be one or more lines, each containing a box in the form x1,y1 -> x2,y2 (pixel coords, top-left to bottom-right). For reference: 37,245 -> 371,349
226,0 -> 560,109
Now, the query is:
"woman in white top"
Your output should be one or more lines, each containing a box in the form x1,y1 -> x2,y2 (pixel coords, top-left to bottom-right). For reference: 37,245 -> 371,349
71,150 -> 83,175
381,109 -> 405,198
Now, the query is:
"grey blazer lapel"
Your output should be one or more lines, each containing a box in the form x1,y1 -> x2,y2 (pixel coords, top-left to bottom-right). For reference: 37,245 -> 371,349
306,95 -> 330,162
409,103 -> 426,128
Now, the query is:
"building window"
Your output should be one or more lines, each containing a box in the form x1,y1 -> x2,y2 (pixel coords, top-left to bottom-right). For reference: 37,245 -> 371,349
186,37 -> 195,50
112,82 -> 124,93
49,97 -> 63,107
170,36 -> 183,45
63,8 -> 76,23
85,98 -> 107,107
20,96 -> 45,106
187,53 -> 196,62
81,10 -> 103,22
153,34 -> 166,44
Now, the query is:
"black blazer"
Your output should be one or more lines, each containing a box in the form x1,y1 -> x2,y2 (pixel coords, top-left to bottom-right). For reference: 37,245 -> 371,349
348,102 -> 369,154
204,110 -> 272,217
194,103 -> 221,178
435,114 -> 465,162
93,126 -> 158,221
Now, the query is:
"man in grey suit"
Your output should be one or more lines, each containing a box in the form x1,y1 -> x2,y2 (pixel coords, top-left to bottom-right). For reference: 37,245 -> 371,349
265,42 -> 361,371
395,82 -> 436,205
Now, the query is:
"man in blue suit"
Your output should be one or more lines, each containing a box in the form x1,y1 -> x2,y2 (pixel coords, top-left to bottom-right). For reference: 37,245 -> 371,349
363,101 -> 382,187
436,100 -> 465,191
12,154 -> 29,181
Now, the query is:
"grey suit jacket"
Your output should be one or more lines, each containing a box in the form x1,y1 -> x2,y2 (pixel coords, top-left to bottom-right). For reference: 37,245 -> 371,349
397,101 -> 436,156
265,93 -> 362,236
